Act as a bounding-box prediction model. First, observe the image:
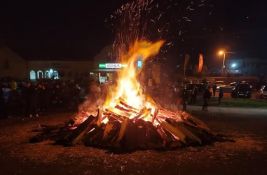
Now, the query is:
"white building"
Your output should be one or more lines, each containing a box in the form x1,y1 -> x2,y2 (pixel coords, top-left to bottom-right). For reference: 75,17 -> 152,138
0,46 -> 94,80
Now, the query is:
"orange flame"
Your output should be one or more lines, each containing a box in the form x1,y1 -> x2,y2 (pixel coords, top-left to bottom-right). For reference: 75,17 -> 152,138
103,40 -> 164,122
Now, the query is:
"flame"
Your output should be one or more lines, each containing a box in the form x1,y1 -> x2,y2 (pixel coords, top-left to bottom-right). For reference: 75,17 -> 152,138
103,40 -> 164,122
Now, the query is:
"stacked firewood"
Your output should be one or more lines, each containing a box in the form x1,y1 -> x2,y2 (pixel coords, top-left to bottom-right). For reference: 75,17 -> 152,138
30,101 -> 217,151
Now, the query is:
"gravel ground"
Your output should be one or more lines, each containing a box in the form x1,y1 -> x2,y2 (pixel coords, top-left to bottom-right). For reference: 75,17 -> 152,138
0,111 -> 267,175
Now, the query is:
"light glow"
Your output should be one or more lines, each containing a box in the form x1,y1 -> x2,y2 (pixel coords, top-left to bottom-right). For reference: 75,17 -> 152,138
103,40 -> 164,123
218,50 -> 225,56
231,63 -> 237,68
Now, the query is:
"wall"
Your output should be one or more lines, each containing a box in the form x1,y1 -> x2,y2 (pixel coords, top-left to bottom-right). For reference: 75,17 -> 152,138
28,60 -> 94,80
0,47 -> 28,79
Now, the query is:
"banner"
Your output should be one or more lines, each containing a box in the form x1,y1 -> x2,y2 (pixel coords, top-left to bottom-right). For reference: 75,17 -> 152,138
198,54 -> 204,73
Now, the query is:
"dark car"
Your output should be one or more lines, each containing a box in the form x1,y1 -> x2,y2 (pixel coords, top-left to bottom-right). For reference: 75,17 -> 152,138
231,83 -> 252,98
259,85 -> 267,99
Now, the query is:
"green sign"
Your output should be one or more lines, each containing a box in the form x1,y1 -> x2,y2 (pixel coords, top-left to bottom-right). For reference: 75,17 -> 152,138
99,64 -> 106,68
98,63 -> 126,69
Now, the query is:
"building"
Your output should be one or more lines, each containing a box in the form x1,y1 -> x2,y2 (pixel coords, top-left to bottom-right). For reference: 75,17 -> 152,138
0,47 -> 28,79
0,45 -> 163,84
225,57 -> 267,75
0,46 -> 94,80
28,60 -> 94,81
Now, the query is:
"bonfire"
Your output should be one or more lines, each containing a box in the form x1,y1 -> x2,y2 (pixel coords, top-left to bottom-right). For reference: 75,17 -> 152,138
31,40 -> 216,151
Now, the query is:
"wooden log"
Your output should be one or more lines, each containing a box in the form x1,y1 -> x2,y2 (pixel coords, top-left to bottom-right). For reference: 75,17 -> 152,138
104,109 -> 128,121
158,120 -> 186,143
156,126 -> 174,146
30,124 -> 68,143
132,108 -> 146,120
31,124 -> 63,133
55,115 -> 96,146
166,118 -> 202,145
156,126 -> 182,148
96,108 -> 103,126
152,109 -> 159,124
116,118 -> 129,143
178,121 -> 215,144
119,98 -> 138,111
30,132 -> 57,143
134,108 -> 152,120
104,113 -> 123,122
103,123 -> 114,139
181,113 -> 210,131
102,121 -> 121,143
72,109 -> 105,145
141,120 -> 163,149
120,119 -> 147,150
83,125 -> 104,147
115,104 -> 138,115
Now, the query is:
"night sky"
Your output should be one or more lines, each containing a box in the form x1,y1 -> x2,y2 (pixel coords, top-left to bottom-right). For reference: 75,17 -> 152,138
0,0 -> 266,61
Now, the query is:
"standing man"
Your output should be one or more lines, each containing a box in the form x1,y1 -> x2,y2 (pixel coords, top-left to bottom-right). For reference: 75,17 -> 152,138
218,87 -> 224,105
212,83 -> 217,97
191,86 -> 198,104
202,86 -> 211,111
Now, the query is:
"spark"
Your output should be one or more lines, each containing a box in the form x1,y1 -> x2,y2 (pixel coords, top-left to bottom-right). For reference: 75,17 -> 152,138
186,6 -> 195,11
182,17 -> 192,22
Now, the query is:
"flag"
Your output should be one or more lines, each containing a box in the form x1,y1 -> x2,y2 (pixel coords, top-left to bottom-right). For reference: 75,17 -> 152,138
198,54 -> 204,73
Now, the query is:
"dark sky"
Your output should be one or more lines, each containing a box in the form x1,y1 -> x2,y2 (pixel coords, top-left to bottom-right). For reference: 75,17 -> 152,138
0,0 -> 266,60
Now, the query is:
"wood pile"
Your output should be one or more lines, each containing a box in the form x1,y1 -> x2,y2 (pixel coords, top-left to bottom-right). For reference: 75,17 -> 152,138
30,101 -> 217,151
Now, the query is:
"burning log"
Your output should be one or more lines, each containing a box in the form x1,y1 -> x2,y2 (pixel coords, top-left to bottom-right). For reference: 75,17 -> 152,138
151,108 -> 159,124
30,103 -> 217,151
116,119 -> 129,143
115,103 -> 139,115
30,112 -> 218,151
104,109 -> 128,122
119,98 -> 139,111
101,121 -> 121,147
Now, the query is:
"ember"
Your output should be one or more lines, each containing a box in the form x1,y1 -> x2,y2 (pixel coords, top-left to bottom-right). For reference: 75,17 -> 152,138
30,39 -> 217,151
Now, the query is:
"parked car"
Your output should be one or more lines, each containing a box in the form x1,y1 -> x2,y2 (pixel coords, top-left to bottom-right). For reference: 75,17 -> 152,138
231,83 -> 252,98
259,85 -> 267,99
222,82 -> 237,93
229,82 -> 237,87
215,81 -> 227,91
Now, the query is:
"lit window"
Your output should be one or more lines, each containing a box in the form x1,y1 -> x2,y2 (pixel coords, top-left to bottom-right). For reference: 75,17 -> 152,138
53,70 -> 59,79
29,70 -> 36,80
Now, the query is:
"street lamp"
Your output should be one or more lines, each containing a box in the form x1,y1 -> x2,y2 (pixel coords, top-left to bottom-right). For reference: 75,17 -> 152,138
218,50 -> 226,75
218,50 -> 235,75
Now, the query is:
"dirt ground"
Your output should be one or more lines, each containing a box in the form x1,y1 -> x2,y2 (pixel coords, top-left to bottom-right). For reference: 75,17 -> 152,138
0,110 -> 267,175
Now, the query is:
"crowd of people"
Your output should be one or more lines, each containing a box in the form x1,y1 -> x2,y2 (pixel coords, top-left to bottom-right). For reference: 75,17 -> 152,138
0,79 -> 90,119
175,82 -> 223,112
146,80 -> 218,112
0,77 -> 226,119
